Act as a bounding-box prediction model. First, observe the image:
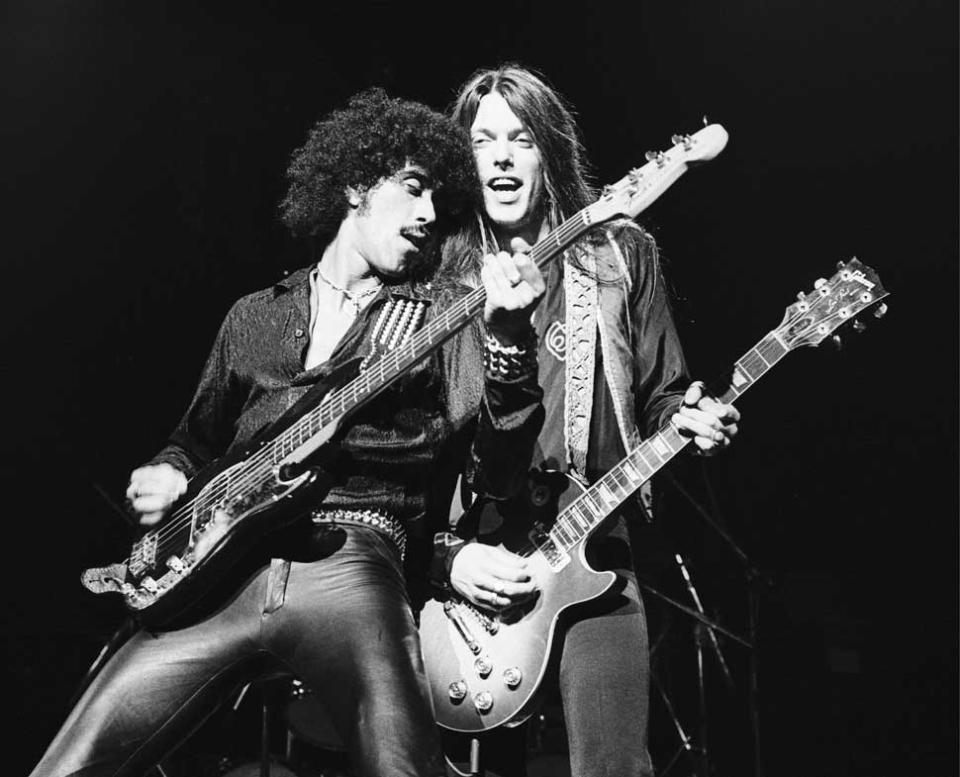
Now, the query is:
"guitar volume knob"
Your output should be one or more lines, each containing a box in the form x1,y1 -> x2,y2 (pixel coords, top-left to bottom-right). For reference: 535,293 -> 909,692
448,680 -> 468,701
502,667 -> 522,688
474,656 -> 493,678
473,691 -> 493,713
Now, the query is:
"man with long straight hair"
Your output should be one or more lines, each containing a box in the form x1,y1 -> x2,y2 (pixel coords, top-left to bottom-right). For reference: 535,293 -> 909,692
436,64 -> 740,776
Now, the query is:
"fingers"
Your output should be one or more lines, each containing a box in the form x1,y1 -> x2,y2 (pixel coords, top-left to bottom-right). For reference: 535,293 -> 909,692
126,463 -> 188,523
482,252 -> 543,307
450,543 -> 539,610
138,511 -> 166,527
481,249 -> 546,345
682,380 -> 706,408
672,381 -> 740,456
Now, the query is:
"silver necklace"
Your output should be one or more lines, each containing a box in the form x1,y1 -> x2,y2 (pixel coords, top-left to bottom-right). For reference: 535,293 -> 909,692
317,267 -> 382,315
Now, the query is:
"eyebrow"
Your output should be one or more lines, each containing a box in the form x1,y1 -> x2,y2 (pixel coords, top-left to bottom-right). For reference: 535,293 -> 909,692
393,165 -> 437,189
396,167 -> 432,184
471,126 -> 531,140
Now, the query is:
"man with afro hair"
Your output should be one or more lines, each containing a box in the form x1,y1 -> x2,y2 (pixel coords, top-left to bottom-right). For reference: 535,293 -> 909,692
30,88 -> 546,777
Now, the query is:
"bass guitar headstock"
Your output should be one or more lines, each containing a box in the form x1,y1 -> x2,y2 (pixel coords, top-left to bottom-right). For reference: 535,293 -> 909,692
585,123 -> 729,224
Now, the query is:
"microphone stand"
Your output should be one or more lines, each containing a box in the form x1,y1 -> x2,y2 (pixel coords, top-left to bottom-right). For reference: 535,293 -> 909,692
638,470 -> 773,777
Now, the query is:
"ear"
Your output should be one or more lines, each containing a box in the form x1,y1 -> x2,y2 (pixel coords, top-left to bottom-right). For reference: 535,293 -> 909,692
346,187 -> 363,210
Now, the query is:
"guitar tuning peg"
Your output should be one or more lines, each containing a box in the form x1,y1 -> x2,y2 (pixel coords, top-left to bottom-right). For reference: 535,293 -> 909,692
873,303 -> 888,319
671,134 -> 683,145
796,291 -> 806,301
830,334 -> 843,350
645,150 -> 666,167
702,115 -> 710,127
836,260 -> 846,270
813,278 -> 828,289
852,319 -> 867,333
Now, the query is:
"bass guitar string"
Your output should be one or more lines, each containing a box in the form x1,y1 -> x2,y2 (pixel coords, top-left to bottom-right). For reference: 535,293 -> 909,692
139,214 -> 594,559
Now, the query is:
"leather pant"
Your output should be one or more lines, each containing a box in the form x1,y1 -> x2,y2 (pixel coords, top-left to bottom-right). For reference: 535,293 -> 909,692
30,526 -> 445,777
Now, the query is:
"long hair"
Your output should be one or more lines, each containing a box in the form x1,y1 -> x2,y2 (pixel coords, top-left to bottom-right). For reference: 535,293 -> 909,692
440,64 -> 613,286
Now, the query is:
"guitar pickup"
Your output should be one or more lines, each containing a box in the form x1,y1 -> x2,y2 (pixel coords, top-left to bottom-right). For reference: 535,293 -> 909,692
129,534 -> 158,576
443,600 -> 481,654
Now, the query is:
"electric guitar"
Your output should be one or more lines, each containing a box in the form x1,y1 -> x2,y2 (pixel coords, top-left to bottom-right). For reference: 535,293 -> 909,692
419,258 -> 889,732
80,124 -> 730,628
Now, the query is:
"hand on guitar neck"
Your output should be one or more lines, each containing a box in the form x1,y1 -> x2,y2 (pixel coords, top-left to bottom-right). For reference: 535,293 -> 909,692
480,240 -> 544,347
672,380 -> 740,455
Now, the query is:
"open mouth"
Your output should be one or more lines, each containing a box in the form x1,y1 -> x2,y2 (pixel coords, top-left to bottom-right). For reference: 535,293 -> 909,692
487,177 -> 522,193
487,177 -> 523,204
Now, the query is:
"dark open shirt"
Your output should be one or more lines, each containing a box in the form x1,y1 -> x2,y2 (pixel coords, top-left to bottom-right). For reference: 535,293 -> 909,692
149,265 -> 544,574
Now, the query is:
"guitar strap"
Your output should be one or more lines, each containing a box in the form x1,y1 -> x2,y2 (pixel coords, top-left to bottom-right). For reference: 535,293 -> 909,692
562,249 -> 599,480
564,234 -> 653,519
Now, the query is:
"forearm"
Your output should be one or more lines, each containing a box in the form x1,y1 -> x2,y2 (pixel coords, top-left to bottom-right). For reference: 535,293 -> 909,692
467,327 -> 544,499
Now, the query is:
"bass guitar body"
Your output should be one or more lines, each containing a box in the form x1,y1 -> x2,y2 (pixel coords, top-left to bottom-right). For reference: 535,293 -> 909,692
81,359 -> 362,629
419,471 -> 618,733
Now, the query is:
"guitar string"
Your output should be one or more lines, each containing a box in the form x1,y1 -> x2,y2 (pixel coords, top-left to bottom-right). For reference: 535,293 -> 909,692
547,326 -> 796,548
540,324 -> 824,552
140,292 -> 482,553
544,334 -> 778,548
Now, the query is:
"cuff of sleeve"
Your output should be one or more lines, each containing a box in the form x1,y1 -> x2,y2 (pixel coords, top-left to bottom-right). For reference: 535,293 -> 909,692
429,532 -> 469,587
484,330 -> 538,382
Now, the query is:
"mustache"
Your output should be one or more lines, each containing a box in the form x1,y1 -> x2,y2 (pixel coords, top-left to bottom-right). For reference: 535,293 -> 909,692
400,226 -> 433,243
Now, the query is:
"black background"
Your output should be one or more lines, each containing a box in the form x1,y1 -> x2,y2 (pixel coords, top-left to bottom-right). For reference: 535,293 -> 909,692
2,2 -> 956,775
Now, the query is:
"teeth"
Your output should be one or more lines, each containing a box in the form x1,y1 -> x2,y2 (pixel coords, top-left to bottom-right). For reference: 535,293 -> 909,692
489,178 -> 520,190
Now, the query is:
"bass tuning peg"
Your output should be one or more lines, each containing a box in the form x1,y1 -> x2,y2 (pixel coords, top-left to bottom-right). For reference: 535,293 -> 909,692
852,319 -> 867,333
873,303 -> 888,319
830,334 -> 843,350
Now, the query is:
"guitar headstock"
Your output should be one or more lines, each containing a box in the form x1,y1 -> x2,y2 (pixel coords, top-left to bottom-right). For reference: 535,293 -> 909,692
775,258 -> 889,350
585,123 -> 729,224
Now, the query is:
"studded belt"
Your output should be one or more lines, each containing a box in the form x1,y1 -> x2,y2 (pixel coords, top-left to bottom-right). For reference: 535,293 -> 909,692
311,508 -> 407,562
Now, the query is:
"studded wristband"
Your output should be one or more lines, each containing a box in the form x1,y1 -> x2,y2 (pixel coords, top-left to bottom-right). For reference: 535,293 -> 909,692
484,331 -> 538,381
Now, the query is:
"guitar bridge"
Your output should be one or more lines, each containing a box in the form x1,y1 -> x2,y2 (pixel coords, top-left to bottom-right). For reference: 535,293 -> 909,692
443,600 -> 482,654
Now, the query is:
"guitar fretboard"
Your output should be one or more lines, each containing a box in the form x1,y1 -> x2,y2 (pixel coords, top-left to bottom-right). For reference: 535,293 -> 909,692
546,332 -> 789,553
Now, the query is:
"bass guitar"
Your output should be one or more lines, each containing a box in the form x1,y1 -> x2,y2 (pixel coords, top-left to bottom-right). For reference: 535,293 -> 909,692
419,258 -> 889,732
81,124 -> 729,628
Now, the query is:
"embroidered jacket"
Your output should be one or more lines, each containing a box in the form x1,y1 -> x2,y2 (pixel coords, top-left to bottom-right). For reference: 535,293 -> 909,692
440,223 -> 689,580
